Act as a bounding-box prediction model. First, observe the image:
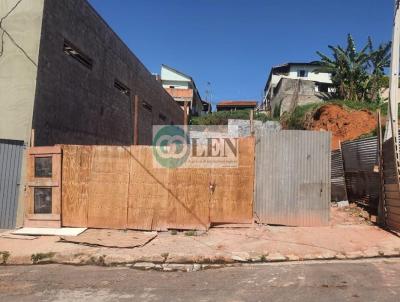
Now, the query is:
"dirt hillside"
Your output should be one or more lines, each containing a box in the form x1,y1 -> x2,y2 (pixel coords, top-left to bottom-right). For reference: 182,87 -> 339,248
308,104 -> 377,150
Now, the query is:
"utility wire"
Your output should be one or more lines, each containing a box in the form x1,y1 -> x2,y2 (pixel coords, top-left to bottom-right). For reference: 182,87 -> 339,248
0,0 -> 37,67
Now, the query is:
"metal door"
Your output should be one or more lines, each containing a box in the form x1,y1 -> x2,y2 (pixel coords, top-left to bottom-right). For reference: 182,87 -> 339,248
0,139 -> 24,229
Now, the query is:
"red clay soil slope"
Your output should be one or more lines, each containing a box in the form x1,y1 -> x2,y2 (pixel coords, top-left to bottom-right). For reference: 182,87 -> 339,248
309,104 -> 377,150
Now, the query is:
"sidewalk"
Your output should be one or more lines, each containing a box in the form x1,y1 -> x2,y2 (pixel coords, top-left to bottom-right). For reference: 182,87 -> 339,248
1,207 -> 400,271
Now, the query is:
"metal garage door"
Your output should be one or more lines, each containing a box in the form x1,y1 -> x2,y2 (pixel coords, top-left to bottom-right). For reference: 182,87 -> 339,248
0,139 -> 24,229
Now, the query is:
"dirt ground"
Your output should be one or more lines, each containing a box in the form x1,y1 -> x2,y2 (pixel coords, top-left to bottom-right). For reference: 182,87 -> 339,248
309,104 -> 377,150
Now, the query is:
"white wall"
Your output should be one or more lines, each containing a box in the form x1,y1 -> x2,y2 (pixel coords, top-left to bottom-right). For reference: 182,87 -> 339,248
162,80 -> 189,89
0,0 -> 45,142
288,65 -> 332,84
161,66 -> 190,82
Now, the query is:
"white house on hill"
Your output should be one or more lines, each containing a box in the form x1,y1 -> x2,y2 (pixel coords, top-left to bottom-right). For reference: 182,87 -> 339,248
160,65 -> 210,117
263,62 -> 335,115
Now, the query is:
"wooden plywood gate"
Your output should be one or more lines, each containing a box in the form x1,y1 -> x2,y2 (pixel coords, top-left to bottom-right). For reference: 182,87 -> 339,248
46,137 -> 255,230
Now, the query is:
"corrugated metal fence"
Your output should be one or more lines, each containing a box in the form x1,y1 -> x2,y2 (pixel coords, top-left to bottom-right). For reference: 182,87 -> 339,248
0,139 -> 24,229
341,136 -> 379,212
255,130 -> 331,226
331,149 -> 348,202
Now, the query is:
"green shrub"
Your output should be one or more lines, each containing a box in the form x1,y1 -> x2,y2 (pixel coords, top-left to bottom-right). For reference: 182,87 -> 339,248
191,110 -> 274,126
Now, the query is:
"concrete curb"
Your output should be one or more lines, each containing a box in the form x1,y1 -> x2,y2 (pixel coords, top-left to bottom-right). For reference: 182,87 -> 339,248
2,248 -> 400,271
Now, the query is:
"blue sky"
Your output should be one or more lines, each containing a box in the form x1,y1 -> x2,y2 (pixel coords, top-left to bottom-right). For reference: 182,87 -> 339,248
89,0 -> 393,106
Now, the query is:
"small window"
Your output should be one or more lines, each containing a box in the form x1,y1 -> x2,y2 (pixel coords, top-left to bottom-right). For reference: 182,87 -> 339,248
34,157 -> 52,178
63,40 -> 93,70
114,79 -> 130,96
297,70 -> 308,78
34,188 -> 52,214
142,101 -> 152,112
159,113 -> 166,121
169,86 -> 175,89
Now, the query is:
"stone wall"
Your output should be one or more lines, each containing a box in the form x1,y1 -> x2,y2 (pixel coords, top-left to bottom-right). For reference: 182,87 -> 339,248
271,78 -> 329,117
32,0 -> 183,146
228,119 -> 281,137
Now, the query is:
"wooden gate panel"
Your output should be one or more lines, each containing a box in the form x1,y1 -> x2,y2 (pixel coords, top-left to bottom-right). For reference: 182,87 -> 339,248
167,168 -> 210,230
127,146 -> 171,231
61,145 -> 91,227
25,146 -> 62,228
210,137 -> 254,224
61,138 -> 255,231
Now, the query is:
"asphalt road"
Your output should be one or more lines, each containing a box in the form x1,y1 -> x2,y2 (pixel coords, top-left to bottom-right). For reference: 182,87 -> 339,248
0,259 -> 399,302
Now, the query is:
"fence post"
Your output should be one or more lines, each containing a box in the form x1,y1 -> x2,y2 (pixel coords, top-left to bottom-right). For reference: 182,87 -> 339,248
377,110 -> 385,226
133,95 -> 139,145
183,101 -> 189,126
250,110 -> 254,136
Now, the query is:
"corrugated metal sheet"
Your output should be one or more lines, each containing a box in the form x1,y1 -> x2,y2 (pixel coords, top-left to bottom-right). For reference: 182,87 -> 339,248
331,149 -> 348,202
255,130 -> 331,226
341,136 -> 379,211
0,139 -> 24,229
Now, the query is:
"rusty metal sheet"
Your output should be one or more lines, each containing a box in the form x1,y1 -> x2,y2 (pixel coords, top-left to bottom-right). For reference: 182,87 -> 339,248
254,130 -> 331,226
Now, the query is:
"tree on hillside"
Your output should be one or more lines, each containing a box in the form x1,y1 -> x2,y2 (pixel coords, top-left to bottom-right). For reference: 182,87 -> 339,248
316,34 -> 391,102
367,38 -> 392,101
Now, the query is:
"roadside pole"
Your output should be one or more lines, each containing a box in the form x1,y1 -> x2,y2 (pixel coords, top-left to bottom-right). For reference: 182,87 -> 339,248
385,0 -> 400,141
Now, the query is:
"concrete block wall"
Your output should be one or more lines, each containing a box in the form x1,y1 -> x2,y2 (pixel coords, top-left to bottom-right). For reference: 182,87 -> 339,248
271,78 -> 324,116
32,0 -> 183,146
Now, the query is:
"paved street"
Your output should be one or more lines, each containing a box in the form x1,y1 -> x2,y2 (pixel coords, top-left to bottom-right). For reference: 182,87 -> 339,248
0,259 -> 399,301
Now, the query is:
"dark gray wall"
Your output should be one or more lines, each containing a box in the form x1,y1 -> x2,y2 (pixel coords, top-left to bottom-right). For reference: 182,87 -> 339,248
33,0 -> 183,146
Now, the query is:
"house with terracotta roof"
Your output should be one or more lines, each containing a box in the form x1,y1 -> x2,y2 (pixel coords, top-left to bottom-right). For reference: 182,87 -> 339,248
216,100 -> 258,112
160,65 -> 211,117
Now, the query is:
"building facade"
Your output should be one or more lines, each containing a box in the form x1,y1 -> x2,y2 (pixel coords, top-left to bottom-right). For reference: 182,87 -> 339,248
263,62 -> 334,115
160,65 -> 210,117
0,0 -> 184,147
216,101 -> 258,112
0,0 -> 184,228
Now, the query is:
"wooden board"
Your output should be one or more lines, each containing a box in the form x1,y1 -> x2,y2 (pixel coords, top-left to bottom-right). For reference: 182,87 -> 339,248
86,146 -> 130,229
127,146 -> 171,231
61,138 -> 255,231
210,137 -> 254,224
61,146 -> 91,227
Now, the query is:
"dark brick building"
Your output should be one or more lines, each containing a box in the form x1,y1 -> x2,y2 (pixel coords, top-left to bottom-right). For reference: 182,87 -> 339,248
1,0 -> 183,147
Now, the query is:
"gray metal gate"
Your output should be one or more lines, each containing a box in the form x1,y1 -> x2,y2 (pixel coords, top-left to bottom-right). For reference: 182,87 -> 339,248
0,139 -> 24,229
341,136 -> 380,212
255,130 -> 331,226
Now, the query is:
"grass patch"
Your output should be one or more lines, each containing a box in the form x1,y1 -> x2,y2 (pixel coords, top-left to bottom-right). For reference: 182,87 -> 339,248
0,251 -> 10,265
184,230 -> 197,236
161,253 -> 169,260
170,230 -> 178,235
88,255 -> 106,266
191,110 -> 275,126
31,252 -> 56,264
284,103 -> 320,130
